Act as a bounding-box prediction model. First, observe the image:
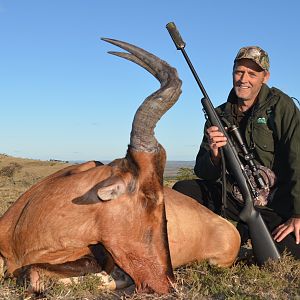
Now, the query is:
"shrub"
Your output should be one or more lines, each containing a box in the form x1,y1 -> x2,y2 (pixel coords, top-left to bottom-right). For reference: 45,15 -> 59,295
176,167 -> 197,181
0,163 -> 22,178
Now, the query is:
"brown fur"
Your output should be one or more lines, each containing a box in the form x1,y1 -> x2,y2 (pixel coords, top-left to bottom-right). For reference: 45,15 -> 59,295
165,188 -> 240,268
0,148 -> 174,294
0,156 -> 240,294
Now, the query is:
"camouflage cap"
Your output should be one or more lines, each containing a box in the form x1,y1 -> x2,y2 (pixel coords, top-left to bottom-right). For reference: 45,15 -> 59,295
234,46 -> 270,71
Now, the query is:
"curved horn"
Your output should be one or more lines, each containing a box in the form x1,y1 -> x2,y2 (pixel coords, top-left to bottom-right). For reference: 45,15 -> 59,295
101,38 -> 182,152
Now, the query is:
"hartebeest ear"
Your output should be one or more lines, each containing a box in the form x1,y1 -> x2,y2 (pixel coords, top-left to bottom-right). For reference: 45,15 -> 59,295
72,175 -> 128,205
97,176 -> 127,201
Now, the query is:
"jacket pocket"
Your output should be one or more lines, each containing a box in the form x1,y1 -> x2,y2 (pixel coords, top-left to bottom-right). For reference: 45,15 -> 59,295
252,124 -> 275,168
253,124 -> 275,152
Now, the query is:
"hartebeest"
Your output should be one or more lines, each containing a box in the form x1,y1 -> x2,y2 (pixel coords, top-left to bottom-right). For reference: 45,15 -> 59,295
0,38 -> 240,294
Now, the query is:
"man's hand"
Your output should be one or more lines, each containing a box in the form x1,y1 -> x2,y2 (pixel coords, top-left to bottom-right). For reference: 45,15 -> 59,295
207,126 -> 227,165
272,217 -> 300,244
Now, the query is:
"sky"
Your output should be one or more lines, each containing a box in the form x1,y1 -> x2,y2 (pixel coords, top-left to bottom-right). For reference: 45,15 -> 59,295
0,0 -> 299,162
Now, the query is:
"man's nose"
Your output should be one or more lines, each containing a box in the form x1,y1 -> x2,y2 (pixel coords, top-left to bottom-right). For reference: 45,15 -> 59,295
240,72 -> 249,82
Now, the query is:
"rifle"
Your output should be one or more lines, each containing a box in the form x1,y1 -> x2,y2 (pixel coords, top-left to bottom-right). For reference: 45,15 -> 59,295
166,22 -> 280,265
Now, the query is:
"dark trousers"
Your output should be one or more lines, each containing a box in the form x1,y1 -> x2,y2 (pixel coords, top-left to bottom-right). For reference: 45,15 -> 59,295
172,179 -> 300,260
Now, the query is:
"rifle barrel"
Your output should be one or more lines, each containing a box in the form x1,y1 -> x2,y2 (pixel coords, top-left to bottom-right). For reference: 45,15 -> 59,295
166,21 -> 280,264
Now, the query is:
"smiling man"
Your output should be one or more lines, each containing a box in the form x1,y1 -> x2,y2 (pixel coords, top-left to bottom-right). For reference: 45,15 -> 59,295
233,48 -> 270,110
173,46 -> 300,260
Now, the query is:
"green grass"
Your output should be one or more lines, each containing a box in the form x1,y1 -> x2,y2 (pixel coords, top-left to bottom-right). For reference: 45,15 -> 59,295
0,155 -> 299,299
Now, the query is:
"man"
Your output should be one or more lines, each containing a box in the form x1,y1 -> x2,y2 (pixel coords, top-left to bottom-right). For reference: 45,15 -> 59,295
173,46 -> 300,259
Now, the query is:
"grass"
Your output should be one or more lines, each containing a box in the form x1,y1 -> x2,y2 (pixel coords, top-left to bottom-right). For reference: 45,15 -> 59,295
0,154 -> 299,300
0,256 -> 299,299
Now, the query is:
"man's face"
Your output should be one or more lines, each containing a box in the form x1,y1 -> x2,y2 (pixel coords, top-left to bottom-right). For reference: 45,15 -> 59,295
233,59 -> 270,104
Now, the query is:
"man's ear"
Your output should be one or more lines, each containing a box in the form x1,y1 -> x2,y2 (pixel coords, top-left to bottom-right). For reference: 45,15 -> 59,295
263,71 -> 270,83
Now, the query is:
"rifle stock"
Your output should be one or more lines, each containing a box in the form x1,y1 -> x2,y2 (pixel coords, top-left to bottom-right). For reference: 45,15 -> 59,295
166,22 -> 280,264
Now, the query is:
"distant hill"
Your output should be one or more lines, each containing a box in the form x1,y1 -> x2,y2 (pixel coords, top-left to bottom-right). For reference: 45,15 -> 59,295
70,159 -> 195,178
164,161 -> 195,177
0,154 -> 71,215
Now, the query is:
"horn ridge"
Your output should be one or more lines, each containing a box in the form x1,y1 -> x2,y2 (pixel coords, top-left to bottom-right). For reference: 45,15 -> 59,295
107,51 -> 157,79
102,38 -> 175,84
102,37 -> 182,152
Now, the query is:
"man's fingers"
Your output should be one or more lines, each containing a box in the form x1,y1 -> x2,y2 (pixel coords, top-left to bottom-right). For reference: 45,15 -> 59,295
294,222 -> 300,244
272,225 -> 285,241
207,126 -> 220,133
272,223 -> 284,234
273,226 -> 293,242
296,230 -> 300,244
272,222 -> 298,242
211,136 -> 227,142
273,218 -> 300,244
207,126 -> 228,164
210,140 -> 227,153
209,136 -> 227,149
214,141 -> 227,147
208,132 -> 226,139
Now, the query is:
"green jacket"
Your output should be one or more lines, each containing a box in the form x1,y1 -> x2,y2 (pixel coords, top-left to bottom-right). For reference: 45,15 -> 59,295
194,84 -> 300,219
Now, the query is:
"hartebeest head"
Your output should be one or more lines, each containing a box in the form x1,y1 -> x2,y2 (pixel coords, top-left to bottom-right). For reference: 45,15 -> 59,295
91,39 -> 182,293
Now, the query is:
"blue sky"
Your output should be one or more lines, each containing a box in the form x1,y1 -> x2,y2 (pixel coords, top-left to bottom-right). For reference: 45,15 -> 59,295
0,0 -> 299,161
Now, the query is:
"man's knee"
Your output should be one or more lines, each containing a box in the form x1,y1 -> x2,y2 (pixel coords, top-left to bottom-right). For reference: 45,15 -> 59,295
172,179 -> 205,204
172,179 -> 193,193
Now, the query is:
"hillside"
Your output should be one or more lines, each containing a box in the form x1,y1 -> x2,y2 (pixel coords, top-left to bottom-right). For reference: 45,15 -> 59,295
0,154 -> 71,215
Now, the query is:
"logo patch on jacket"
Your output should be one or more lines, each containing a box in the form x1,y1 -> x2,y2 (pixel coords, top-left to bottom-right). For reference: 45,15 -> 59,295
257,117 -> 267,124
